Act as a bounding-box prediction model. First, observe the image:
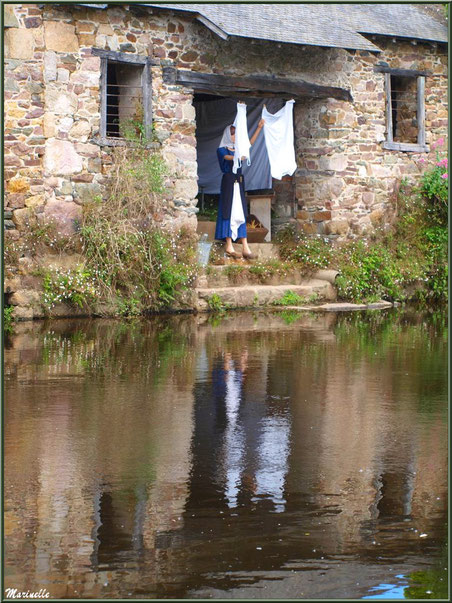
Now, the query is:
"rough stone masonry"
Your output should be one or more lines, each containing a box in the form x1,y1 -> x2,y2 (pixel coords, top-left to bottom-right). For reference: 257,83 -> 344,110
3,3 -> 448,318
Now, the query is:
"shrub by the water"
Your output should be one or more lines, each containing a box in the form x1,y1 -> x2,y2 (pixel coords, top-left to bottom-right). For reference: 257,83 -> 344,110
79,141 -> 198,315
42,265 -> 98,311
277,141 -> 448,304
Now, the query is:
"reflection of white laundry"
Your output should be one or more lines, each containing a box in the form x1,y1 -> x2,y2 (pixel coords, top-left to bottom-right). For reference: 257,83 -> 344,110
230,182 -> 245,241
262,100 -> 297,180
233,102 -> 251,174
254,415 -> 290,512
223,366 -> 245,508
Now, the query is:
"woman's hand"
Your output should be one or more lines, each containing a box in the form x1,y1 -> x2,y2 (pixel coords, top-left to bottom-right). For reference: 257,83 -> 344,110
249,118 -> 265,146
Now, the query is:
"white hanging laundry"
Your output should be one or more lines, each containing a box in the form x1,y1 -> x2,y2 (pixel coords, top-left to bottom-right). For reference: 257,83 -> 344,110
230,181 -> 245,241
232,102 -> 251,174
262,100 -> 297,180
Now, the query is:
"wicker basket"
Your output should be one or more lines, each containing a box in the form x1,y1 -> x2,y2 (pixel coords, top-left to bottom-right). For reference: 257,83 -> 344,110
246,214 -> 269,243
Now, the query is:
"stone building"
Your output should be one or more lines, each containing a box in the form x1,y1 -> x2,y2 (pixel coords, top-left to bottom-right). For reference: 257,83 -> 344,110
4,2 -> 448,243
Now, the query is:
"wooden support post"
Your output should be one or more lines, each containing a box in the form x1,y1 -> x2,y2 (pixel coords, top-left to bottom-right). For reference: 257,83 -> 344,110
417,76 -> 425,146
100,57 -> 107,139
385,72 -> 393,143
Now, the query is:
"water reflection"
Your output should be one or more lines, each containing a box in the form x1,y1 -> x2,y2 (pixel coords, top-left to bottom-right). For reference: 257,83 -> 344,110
212,350 -> 290,512
4,308 -> 448,599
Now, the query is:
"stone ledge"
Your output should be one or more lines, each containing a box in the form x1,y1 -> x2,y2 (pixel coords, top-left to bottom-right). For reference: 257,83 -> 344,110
276,300 -> 394,312
196,280 -> 337,311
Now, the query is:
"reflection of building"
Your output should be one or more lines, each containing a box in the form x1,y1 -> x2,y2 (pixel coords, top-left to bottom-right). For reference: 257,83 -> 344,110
4,312 -> 448,598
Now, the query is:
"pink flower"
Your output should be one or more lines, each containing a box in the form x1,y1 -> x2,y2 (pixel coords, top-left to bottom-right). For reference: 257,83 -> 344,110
441,173 -> 448,179
419,158 -> 426,163
432,137 -> 445,149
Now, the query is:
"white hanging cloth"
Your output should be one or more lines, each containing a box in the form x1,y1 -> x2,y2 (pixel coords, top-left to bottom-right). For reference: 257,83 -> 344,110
232,102 -> 251,174
262,100 -> 297,180
230,182 -> 245,241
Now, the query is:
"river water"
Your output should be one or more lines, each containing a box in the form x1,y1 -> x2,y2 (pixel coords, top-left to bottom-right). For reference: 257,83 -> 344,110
4,308 -> 448,599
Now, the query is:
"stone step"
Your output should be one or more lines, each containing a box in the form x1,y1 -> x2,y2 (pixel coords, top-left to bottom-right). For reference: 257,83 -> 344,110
209,241 -> 278,264
198,266 -> 339,289
196,280 -> 336,311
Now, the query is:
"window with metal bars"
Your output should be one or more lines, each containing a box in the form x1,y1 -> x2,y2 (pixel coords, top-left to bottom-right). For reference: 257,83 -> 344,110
381,68 -> 428,153
93,49 -> 153,144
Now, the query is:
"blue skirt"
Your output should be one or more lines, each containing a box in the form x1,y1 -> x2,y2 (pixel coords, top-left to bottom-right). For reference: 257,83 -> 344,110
215,217 -> 247,241
215,172 -> 248,241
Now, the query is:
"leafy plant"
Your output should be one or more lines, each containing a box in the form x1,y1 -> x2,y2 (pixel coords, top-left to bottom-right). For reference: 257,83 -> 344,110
79,137 -> 198,314
42,265 -> 98,311
207,293 -> 229,313
3,306 -> 15,333
272,290 -> 306,306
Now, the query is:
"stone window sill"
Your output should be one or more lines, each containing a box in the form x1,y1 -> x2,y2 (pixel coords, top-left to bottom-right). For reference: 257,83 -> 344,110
383,141 -> 429,153
92,137 -> 160,150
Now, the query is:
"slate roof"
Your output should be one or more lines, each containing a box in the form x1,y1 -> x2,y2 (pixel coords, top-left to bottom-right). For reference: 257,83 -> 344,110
143,3 -> 448,51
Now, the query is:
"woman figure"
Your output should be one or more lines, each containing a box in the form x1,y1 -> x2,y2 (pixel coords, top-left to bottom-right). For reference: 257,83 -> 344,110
215,116 -> 265,259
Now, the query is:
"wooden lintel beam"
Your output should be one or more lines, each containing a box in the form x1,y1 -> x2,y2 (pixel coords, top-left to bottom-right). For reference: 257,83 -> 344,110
163,67 -> 353,102
374,65 -> 431,77
92,48 -> 158,66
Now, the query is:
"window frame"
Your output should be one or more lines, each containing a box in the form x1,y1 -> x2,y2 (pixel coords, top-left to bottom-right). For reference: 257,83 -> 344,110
378,66 -> 429,153
92,49 -> 155,146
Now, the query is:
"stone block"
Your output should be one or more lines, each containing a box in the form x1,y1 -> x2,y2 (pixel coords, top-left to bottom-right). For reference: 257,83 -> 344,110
319,155 -> 348,172
9,289 -> 41,307
369,208 -> 384,225
73,182 -> 102,204
5,29 -> 35,59
7,177 -> 29,194
45,89 -> 77,115
324,219 -> 349,235
13,306 -> 35,321
12,208 -> 36,230
57,68 -> 70,83
43,112 -> 57,137
362,191 -> 374,206
296,210 -> 310,220
312,210 -> 332,221
44,21 -> 79,53
301,221 -> 318,234
24,194 -> 45,209
69,120 -> 91,140
98,24 -> 114,35
4,5 -> 20,28
43,200 -> 82,235
173,178 -> 199,201
44,139 -> 83,176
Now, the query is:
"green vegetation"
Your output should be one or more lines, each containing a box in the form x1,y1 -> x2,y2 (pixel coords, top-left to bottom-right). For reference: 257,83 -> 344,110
42,265 -> 98,311
272,290 -> 306,306
3,306 -> 15,334
405,537 -> 448,599
248,259 -> 294,281
277,147 -> 448,305
276,228 -> 332,272
207,292 -> 230,313
78,136 -> 198,315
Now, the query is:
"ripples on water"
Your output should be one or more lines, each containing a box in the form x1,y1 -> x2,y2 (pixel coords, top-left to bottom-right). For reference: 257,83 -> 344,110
4,307 -> 448,599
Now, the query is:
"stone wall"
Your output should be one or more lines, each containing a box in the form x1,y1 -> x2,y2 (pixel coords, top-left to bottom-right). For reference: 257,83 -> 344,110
294,38 -> 448,239
4,3 -> 448,243
3,4 -> 448,319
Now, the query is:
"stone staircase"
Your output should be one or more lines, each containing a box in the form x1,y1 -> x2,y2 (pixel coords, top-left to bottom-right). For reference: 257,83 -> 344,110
195,242 -> 338,311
